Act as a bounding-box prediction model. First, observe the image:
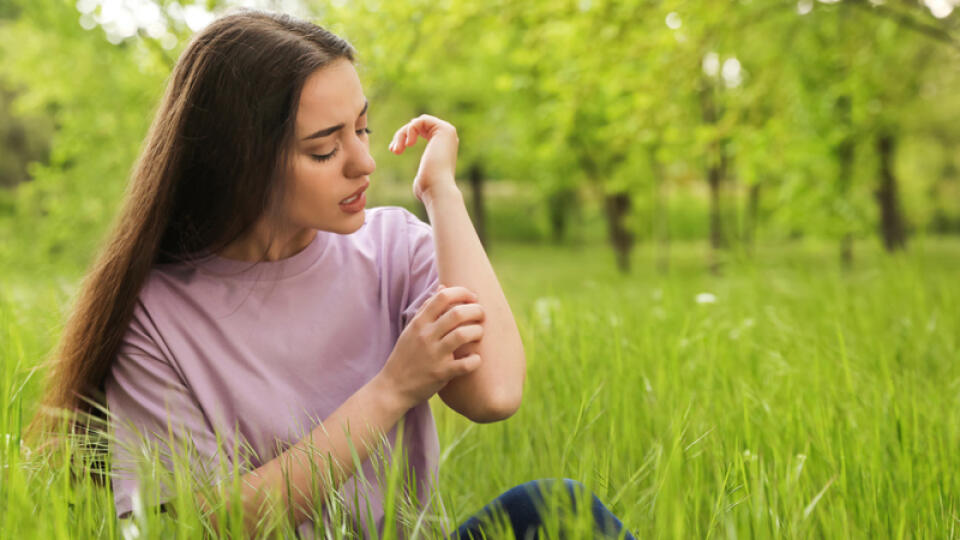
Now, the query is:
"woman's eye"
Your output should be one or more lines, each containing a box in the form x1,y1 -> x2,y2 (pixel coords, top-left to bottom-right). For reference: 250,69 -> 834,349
311,129 -> 369,162
311,148 -> 337,162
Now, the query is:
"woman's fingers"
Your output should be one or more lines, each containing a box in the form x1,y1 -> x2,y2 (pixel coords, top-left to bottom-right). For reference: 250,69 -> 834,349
389,127 -> 406,153
432,303 -> 484,342
438,323 -> 484,356
418,286 -> 478,323
440,353 -> 482,379
389,123 -> 414,153
389,125 -> 406,152
393,129 -> 415,153
389,115 -> 449,154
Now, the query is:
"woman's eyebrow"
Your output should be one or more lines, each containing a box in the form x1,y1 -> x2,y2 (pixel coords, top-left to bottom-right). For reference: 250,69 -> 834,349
302,100 -> 369,141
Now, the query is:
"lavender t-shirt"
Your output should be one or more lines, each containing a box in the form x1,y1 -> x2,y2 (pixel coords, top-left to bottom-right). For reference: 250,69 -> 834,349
105,206 -> 442,537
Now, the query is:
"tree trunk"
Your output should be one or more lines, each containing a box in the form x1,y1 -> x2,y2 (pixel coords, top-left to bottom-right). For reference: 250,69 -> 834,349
705,146 -> 728,275
700,77 -> 727,253
744,183 -> 760,252
836,95 -> 855,268
875,132 -> 907,252
547,187 -> 577,244
603,192 -> 634,274
651,147 -> 669,274
707,156 -> 726,251
468,162 -> 488,251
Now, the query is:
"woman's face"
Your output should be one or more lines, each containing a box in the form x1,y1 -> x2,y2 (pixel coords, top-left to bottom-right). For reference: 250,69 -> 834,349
285,59 -> 376,235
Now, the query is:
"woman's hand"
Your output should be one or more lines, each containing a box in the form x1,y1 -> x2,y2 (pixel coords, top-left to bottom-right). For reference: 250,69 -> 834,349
388,114 -> 460,203
376,285 -> 485,410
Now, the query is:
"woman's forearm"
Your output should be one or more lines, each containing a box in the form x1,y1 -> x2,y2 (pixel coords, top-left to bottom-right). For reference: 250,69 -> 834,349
196,374 -> 409,535
423,185 -> 526,423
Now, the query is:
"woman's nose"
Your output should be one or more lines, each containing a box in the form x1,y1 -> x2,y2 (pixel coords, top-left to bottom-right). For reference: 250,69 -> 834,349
344,138 -> 376,179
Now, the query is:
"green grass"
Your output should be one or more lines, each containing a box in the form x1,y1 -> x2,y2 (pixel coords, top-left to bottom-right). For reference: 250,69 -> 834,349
2,238 -> 959,538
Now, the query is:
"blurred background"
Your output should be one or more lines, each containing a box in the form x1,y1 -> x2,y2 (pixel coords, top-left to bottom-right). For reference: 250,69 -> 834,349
0,0 -> 958,278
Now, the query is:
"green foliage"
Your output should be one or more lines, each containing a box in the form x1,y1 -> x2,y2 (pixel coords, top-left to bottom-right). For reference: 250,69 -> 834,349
0,0 -> 170,273
1,0 -> 959,273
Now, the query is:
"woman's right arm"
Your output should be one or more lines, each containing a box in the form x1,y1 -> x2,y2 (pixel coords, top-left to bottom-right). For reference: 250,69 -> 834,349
195,285 -> 485,535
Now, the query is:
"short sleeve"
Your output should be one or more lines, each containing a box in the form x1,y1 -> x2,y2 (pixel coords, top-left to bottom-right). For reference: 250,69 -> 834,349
105,303 -> 226,518
399,209 -> 440,330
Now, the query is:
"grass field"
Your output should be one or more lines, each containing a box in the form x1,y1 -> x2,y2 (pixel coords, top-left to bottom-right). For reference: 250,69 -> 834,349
2,237 -> 959,538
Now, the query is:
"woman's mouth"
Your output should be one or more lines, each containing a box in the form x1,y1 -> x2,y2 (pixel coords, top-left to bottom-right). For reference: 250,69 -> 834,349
340,183 -> 368,213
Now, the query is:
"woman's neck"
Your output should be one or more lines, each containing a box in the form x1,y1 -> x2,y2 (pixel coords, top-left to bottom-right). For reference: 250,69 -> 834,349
216,219 -> 317,262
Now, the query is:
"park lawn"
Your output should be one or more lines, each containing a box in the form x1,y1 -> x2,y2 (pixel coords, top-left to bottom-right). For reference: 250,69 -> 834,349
2,238 -> 959,538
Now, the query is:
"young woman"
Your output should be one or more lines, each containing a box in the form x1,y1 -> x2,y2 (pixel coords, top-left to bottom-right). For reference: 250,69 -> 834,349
33,9 -> 635,539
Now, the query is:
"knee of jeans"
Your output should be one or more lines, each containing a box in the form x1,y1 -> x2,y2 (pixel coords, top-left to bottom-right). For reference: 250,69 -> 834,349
516,478 -> 587,504
561,478 -> 586,494
500,479 -> 551,504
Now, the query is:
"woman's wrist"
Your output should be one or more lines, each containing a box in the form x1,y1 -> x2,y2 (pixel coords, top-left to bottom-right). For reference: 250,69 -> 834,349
368,371 -> 416,416
420,182 -> 463,211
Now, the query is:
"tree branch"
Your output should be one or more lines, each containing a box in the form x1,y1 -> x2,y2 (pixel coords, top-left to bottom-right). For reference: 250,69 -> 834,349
846,0 -> 960,52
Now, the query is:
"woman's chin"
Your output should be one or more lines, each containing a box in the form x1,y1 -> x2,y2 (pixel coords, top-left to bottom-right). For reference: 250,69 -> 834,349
321,210 -> 366,234
348,209 -> 366,232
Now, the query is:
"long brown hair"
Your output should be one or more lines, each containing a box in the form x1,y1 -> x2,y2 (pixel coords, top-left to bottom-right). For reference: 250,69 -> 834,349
26,9 -> 357,482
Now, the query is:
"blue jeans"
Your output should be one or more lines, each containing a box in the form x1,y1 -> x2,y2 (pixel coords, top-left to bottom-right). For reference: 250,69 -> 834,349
449,478 -> 636,540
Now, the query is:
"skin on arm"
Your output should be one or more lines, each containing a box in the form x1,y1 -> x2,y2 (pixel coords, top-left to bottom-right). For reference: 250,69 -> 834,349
389,115 -> 527,423
185,286 -> 485,535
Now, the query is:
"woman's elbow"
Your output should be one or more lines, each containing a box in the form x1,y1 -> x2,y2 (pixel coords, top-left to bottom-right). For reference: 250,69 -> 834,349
471,387 -> 523,424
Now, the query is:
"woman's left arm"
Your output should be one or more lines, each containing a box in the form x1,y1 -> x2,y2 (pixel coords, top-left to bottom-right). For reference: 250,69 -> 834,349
390,115 -> 526,423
